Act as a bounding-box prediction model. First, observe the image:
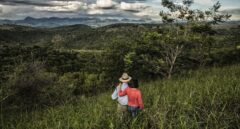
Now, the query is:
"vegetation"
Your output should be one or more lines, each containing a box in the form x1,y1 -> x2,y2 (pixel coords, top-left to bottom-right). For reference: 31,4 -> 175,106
0,0 -> 240,128
1,65 -> 240,129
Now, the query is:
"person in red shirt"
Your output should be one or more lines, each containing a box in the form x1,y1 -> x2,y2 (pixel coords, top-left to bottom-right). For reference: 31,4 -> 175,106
118,79 -> 144,117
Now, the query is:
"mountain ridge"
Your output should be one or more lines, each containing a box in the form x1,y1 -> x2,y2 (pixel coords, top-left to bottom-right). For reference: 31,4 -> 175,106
0,16 -> 156,28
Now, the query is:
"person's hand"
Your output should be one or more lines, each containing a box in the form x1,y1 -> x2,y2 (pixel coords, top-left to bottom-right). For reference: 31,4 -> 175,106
117,82 -> 122,87
116,83 -> 122,90
116,84 -> 121,91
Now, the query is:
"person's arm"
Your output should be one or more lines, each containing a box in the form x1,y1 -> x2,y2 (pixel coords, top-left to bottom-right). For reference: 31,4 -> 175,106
111,87 -> 119,100
118,87 -> 129,96
137,91 -> 144,109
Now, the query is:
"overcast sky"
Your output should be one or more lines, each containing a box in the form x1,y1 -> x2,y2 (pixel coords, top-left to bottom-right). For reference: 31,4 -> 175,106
0,0 -> 239,21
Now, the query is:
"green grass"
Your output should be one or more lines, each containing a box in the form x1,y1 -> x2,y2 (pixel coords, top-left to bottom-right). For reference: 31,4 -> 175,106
2,65 -> 240,129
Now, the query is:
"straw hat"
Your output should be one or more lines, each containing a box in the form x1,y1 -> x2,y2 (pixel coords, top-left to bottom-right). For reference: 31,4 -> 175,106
119,73 -> 132,83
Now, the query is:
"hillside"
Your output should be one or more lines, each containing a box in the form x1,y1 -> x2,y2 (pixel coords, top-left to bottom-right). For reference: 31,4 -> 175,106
0,24 -> 152,49
0,24 -> 93,47
1,23 -> 239,49
2,65 -> 240,129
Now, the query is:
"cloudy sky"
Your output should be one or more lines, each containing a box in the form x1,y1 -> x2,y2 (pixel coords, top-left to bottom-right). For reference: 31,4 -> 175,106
0,0 -> 239,21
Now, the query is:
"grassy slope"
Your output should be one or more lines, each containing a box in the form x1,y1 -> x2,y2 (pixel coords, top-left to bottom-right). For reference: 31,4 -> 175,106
2,65 -> 240,129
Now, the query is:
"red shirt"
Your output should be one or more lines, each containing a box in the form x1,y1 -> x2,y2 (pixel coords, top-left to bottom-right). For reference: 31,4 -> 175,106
118,87 -> 144,109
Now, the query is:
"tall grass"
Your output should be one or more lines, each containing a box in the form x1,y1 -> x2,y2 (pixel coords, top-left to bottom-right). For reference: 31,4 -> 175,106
1,65 -> 240,129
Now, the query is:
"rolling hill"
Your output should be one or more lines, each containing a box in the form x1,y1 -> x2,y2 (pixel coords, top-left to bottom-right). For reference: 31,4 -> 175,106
0,22 -> 239,49
0,23 -> 158,49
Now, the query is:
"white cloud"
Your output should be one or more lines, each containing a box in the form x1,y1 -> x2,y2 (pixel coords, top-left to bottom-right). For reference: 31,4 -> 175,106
134,8 -> 160,20
173,1 -> 184,6
120,2 -> 149,12
87,9 -> 104,15
231,14 -> 240,20
89,0 -> 116,9
87,0 -> 117,16
34,1 -> 87,12
88,4 -> 99,10
87,0 -> 117,15
194,0 -> 215,6
220,6 -> 240,10
173,0 -> 215,7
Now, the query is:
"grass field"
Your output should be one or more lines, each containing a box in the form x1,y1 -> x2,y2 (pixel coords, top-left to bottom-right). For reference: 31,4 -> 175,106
2,65 -> 240,129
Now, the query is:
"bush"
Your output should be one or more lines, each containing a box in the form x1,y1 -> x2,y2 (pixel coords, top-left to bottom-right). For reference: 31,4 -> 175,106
53,72 -> 85,99
52,72 -> 107,100
71,72 -> 107,95
2,61 -> 56,107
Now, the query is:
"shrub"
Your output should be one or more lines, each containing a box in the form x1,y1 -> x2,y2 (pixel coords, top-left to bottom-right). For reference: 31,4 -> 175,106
2,61 -> 56,107
53,72 -> 107,99
53,72 -> 85,98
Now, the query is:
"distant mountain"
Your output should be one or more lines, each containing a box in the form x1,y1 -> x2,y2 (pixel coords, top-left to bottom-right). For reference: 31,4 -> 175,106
0,17 -> 156,28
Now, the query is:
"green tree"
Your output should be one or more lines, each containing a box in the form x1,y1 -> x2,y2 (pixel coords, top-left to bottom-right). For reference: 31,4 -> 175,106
128,32 -> 165,79
103,37 -> 132,82
159,0 -> 231,78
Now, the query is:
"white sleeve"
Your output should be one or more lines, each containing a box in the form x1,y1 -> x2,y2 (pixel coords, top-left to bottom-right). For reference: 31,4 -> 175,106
111,88 -> 118,100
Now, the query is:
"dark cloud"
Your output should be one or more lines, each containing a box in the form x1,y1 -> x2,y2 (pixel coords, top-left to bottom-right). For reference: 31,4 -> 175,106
0,0 -> 59,6
0,0 -> 97,6
115,0 -> 147,2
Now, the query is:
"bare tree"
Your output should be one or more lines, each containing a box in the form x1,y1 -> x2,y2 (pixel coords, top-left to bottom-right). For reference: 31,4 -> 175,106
164,45 -> 183,79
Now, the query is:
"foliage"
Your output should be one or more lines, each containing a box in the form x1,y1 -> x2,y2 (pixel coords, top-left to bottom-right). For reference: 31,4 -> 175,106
158,0 -> 232,78
0,24 -> 149,49
1,61 -> 56,106
160,0 -> 231,24
0,20 -> 239,115
127,32 -> 165,79
1,65 -> 240,129
102,37 -> 133,82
